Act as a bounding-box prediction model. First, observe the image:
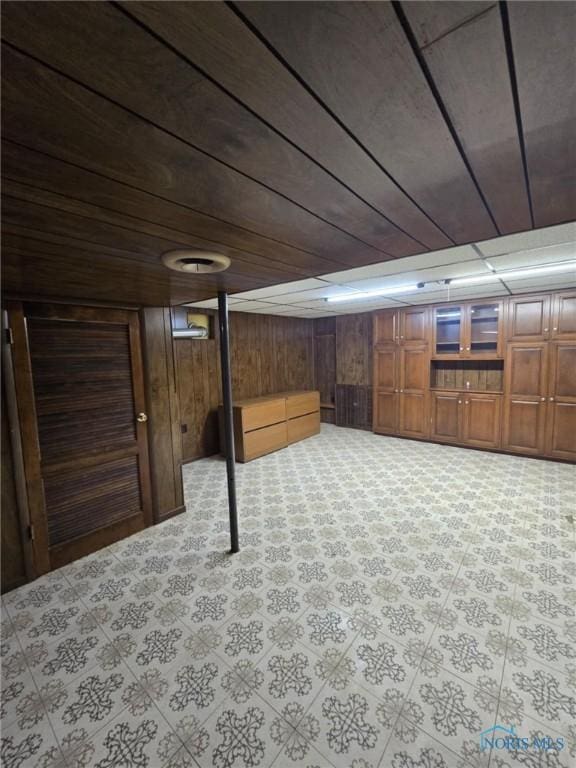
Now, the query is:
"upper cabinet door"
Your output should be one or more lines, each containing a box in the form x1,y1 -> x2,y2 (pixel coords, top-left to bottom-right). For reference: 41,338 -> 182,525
504,343 -> 548,397
400,307 -> 430,345
433,305 -> 463,356
468,302 -> 503,357
507,295 -> 551,341
374,310 -> 398,346
551,291 -> 576,339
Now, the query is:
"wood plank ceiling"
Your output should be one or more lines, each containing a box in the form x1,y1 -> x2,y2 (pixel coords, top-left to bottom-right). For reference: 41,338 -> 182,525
1,1 -> 574,306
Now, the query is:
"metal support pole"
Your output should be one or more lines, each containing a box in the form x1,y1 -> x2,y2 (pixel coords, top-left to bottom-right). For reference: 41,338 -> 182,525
217,291 -> 239,553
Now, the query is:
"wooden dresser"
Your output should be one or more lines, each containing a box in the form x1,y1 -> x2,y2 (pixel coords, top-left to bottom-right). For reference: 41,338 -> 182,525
220,390 -> 320,462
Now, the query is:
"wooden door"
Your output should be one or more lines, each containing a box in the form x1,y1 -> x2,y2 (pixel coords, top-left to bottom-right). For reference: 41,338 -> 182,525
551,291 -> 576,339
506,295 -> 551,341
462,393 -> 502,449
373,346 -> 398,434
399,307 -> 429,345
430,392 -> 460,442
373,310 -> 398,345
398,346 -> 429,438
502,343 -> 547,455
546,341 -> 576,460
9,303 -> 152,572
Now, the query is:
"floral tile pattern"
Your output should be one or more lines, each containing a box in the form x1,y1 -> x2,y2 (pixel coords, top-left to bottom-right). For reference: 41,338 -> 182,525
1,424 -> 574,767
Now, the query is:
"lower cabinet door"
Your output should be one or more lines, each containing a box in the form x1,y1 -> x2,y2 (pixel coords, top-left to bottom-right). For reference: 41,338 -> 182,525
399,393 -> 429,438
502,398 -> 546,455
374,391 -> 398,434
546,402 -> 576,460
430,392 -> 460,442
462,394 -> 502,449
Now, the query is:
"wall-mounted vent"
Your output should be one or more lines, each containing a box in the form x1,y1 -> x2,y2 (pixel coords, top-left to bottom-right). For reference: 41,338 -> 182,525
162,250 -> 231,274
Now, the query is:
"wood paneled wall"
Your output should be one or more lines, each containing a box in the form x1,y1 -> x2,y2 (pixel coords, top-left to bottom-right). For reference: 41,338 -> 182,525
173,309 -> 315,462
314,313 -> 373,430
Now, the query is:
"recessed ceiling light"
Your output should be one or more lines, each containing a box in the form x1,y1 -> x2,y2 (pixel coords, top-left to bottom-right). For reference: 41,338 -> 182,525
162,250 -> 231,274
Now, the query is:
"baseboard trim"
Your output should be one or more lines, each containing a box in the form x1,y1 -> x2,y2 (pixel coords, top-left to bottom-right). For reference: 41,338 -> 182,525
156,504 -> 186,523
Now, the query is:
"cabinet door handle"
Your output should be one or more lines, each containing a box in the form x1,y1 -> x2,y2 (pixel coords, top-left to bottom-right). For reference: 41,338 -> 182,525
400,389 -> 404,393
553,327 -> 558,331
466,346 -> 470,351
458,400 -> 462,404
394,389 -> 398,393
549,397 -> 555,402
544,327 -> 548,332
540,397 -> 546,402
465,401 -> 469,405
459,346 -> 463,351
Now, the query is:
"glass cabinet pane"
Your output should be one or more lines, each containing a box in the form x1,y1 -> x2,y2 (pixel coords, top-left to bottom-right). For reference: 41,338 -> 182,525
435,306 -> 462,355
470,304 -> 499,353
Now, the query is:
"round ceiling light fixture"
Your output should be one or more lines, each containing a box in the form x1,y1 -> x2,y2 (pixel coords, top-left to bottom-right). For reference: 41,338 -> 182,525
162,249 -> 231,274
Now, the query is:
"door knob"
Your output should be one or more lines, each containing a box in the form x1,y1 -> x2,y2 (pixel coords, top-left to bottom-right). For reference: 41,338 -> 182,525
137,413 -> 148,423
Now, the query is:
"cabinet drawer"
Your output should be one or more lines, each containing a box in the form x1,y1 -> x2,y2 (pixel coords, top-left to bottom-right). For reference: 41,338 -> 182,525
287,412 -> 320,444
286,392 -> 320,420
243,422 -> 287,461
241,399 -> 285,432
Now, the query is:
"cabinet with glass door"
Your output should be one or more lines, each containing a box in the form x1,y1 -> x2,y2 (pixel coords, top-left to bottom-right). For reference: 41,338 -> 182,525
433,301 -> 503,358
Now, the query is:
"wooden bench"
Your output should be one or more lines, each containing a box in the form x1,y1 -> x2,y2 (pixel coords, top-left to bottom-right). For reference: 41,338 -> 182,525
220,390 -> 320,462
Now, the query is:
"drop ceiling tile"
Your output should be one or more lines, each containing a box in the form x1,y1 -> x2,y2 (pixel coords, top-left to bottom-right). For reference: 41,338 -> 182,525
339,259 -> 491,293
320,245 -> 478,283
406,284 -> 508,303
262,285 -> 359,303
229,300 -> 284,312
475,222 -> 576,257
230,278 -> 327,300
504,275 -> 576,292
243,304 -> 299,314
486,243 -> 576,270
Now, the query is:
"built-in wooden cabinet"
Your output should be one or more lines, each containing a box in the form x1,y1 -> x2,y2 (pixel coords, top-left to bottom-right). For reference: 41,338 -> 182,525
546,342 -> 576,460
374,289 -> 575,461
373,315 -> 429,438
430,391 -> 501,448
374,308 -> 429,346
502,343 -> 548,455
507,290 -> 576,342
433,301 -> 503,358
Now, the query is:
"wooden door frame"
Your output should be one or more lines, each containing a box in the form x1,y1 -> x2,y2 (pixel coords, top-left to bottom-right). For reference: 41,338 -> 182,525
6,301 -> 153,574
5,301 -> 51,574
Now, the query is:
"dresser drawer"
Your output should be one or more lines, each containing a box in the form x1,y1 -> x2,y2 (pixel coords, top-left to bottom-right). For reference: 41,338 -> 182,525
287,411 -> 320,444
241,399 -> 286,432
243,422 -> 287,461
286,391 -> 320,420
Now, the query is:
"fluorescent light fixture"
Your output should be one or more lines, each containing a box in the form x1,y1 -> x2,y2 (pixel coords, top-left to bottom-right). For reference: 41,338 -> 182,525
326,284 -> 419,303
451,261 -> 576,287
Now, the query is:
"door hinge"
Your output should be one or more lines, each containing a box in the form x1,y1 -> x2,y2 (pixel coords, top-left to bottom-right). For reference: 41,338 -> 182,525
5,327 -> 14,345
28,525 -> 35,542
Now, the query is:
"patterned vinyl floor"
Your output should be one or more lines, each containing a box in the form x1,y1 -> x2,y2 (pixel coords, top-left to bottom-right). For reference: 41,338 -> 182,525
1,424 -> 575,768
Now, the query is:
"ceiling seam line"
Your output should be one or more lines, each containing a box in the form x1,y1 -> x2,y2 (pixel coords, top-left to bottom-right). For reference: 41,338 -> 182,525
2,216 -> 318,282
226,0 -> 457,246
392,1 -> 502,237
2,176 -> 349,274
111,1 -> 431,253
419,3 -> 498,51
2,233 -> 272,285
1,40 -> 393,258
1,138 -> 336,264
499,1 -> 536,229
1,235 -> 281,288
